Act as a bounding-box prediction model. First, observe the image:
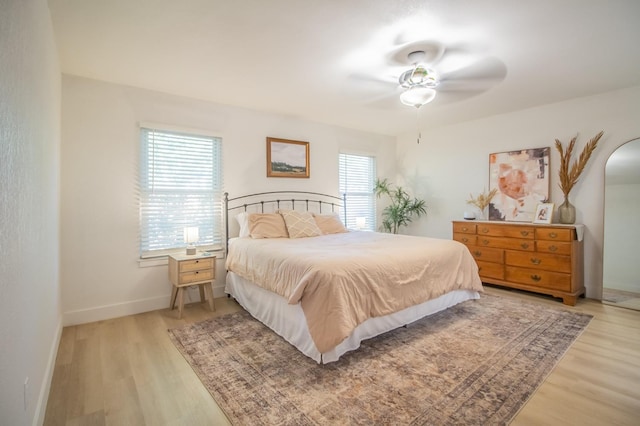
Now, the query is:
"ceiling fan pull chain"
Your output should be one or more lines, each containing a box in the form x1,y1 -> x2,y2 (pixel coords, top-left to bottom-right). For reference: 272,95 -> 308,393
416,107 -> 421,144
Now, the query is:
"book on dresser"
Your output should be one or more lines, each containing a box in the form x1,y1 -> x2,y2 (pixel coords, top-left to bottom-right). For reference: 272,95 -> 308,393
452,220 -> 585,305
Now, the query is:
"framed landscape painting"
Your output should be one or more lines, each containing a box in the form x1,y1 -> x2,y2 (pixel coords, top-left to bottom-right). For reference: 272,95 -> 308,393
488,147 -> 550,222
266,137 -> 310,178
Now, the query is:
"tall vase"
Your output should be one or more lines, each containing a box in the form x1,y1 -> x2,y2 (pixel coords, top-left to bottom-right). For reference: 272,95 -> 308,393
558,196 -> 576,224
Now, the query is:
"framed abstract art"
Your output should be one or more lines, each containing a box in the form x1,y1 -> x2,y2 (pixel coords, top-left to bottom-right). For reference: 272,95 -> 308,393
488,147 -> 550,222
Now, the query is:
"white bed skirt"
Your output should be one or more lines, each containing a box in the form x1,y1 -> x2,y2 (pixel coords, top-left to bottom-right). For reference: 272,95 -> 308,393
225,272 -> 480,364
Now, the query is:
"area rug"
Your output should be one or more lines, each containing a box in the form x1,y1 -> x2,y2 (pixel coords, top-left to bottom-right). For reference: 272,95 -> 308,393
168,293 -> 592,425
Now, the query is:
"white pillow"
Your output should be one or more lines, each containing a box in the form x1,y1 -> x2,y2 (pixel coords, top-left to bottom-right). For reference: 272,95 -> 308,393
279,210 -> 322,238
236,212 -> 250,238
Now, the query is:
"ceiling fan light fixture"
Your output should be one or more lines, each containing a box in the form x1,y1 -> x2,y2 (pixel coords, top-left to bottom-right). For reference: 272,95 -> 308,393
399,65 -> 439,88
400,86 -> 436,108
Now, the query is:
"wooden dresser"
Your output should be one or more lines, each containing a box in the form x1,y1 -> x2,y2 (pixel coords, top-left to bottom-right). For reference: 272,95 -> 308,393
452,220 -> 584,305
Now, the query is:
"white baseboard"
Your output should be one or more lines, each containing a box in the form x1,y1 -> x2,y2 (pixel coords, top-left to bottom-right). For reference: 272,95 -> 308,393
63,284 -> 227,326
34,318 -> 63,426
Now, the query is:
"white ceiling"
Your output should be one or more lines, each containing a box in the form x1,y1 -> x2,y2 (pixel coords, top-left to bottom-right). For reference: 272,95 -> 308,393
48,0 -> 640,137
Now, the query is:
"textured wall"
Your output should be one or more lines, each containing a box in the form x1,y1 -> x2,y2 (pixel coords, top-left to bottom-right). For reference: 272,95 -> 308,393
0,1 -> 62,424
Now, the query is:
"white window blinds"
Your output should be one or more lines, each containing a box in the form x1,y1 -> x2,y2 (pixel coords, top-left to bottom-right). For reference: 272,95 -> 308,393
139,127 -> 223,257
339,153 -> 376,231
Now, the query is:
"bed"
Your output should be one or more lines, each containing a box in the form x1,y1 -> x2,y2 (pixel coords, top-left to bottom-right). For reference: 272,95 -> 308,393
224,191 -> 483,363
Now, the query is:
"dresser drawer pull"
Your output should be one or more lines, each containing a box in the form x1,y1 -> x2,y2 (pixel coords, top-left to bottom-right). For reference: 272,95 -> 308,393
549,232 -> 557,238
473,250 -> 482,257
530,258 -> 541,265
462,237 -> 469,243
462,227 -> 468,232
530,274 -> 542,282
482,239 -> 489,245
520,231 -> 529,236
481,228 -> 489,233
549,245 -> 558,252
521,243 -> 530,249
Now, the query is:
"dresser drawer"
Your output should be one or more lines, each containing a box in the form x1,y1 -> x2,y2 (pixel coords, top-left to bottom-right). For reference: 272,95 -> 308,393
536,228 -> 573,241
477,236 -> 535,251
477,260 -> 505,280
179,258 -> 214,273
505,266 -> 571,291
179,269 -> 214,284
453,233 -> 477,245
505,250 -> 571,273
477,224 -> 535,239
453,222 -> 477,234
536,240 -> 572,256
466,245 -> 503,263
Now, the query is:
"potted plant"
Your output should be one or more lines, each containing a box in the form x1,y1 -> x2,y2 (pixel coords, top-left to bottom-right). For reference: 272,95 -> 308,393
374,178 -> 427,234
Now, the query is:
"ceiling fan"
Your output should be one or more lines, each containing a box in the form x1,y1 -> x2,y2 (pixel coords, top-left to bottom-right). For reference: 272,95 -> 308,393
349,40 -> 506,109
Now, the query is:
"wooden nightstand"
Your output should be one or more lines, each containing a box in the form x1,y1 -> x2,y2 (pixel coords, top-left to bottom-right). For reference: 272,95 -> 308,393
168,253 -> 216,318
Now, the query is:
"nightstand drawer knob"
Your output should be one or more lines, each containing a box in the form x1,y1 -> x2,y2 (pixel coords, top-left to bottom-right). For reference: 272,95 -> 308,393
531,274 -> 542,282
473,250 -> 481,257
520,231 -> 529,236
530,258 -> 541,265
521,243 -> 530,249
549,245 -> 558,252
549,232 -> 557,238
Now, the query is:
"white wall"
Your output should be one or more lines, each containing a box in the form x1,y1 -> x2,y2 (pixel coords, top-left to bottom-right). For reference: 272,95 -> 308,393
603,183 -> 640,292
0,1 -> 62,425
396,85 -> 640,299
60,75 -> 395,325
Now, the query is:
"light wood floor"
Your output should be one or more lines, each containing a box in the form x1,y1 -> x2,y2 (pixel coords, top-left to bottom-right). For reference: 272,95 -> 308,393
44,287 -> 640,425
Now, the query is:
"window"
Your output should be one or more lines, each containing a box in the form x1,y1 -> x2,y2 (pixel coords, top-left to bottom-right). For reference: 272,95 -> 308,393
139,126 -> 223,258
339,153 -> 376,231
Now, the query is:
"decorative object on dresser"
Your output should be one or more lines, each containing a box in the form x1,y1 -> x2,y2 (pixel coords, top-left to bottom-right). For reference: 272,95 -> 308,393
466,187 -> 498,220
488,147 -> 550,222
374,178 -> 427,233
168,253 -> 216,318
266,137 -> 310,178
453,221 -> 584,305
533,203 -> 554,224
555,130 -> 604,224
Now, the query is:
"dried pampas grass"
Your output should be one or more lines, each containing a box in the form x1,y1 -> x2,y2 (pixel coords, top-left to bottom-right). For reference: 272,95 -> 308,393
555,131 -> 604,198
467,188 -> 498,212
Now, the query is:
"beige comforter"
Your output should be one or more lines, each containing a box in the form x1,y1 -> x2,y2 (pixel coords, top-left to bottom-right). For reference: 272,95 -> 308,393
225,231 -> 483,353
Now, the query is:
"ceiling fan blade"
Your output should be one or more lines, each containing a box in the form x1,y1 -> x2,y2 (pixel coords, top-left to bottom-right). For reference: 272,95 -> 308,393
438,57 -> 507,92
430,57 -> 507,105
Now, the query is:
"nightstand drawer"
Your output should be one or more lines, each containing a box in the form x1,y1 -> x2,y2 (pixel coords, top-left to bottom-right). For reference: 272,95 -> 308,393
179,269 -> 214,284
180,258 -> 214,273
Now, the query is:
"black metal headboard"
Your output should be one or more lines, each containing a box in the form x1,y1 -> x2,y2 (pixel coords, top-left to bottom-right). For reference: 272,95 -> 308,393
224,191 -> 346,253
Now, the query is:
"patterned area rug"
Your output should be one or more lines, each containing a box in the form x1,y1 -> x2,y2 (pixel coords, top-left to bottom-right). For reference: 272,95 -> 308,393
168,294 -> 592,425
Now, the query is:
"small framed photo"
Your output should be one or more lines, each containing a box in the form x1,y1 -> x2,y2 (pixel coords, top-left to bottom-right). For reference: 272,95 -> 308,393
533,203 -> 554,224
266,137 -> 310,178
